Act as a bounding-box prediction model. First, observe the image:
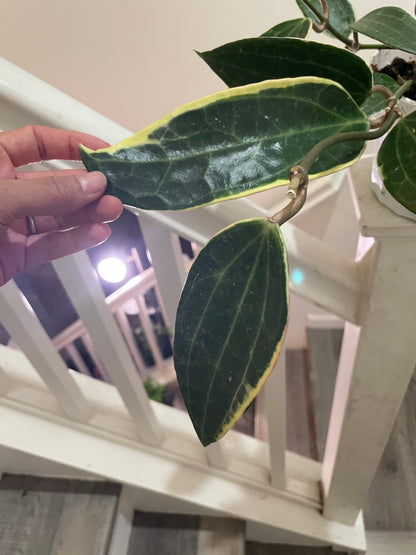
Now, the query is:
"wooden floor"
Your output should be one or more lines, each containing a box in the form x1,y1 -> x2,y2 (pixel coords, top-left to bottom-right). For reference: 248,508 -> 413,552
0,474 -> 120,555
364,369 -> 416,530
307,327 -> 416,531
127,512 -> 245,555
285,349 -> 318,459
127,512 -> 350,555
306,329 -> 343,461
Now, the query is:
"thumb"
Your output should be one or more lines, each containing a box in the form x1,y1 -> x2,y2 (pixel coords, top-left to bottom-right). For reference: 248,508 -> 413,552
0,171 -> 107,224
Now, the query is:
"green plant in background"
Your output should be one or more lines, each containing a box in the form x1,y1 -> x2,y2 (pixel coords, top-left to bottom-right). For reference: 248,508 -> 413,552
81,0 -> 416,446
143,377 -> 166,403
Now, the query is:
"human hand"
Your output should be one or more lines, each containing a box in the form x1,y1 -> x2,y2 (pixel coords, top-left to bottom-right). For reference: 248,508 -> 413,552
0,125 -> 123,286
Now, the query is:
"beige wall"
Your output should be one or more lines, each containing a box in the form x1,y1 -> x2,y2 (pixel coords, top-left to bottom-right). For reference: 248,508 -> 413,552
1,0 -> 411,133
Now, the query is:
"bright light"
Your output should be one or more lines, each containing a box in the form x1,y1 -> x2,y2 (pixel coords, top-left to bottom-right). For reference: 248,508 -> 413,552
97,257 -> 127,283
291,268 -> 304,285
122,298 -> 139,315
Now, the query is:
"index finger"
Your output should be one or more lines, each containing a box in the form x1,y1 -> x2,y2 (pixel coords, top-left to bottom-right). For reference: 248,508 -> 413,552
0,125 -> 109,168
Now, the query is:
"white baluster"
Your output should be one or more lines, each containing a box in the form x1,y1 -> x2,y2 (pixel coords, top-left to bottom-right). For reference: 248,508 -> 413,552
0,281 -> 91,420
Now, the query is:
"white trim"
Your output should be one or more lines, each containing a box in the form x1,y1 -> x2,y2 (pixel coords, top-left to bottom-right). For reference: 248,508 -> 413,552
0,401 -> 365,552
205,442 -> 228,469
306,314 -> 345,330
265,350 -> 286,489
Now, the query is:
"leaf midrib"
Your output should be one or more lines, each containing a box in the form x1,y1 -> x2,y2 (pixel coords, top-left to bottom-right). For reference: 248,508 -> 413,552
218,230 -> 274,433
183,226 -> 266,407
101,118 -> 367,169
198,230 -> 268,439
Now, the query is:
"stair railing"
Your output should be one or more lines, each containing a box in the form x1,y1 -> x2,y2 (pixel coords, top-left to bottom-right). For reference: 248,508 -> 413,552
2,56 -> 415,553
51,266 -> 174,383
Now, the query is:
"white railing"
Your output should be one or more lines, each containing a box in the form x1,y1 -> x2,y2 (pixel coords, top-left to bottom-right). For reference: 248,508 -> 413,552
1,57 -> 416,553
51,265 -> 175,385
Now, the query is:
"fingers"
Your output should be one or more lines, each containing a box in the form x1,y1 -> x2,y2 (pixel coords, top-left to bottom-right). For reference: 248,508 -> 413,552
0,127 -> 117,286
0,125 -> 109,168
0,171 -> 110,230
25,223 -> 112,272
17,169 -> 86,179
29,195 -> 123,234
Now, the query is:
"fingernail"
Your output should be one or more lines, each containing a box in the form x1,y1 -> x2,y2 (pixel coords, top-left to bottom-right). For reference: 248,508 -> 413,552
78,171 -> 107,195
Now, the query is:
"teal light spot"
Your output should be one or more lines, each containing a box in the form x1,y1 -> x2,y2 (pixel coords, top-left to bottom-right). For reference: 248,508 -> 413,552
291,268 -> 304,285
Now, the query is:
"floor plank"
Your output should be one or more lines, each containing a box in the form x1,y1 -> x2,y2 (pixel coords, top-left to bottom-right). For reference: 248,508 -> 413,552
366,531 -> 416,554
306,328 -> 343,461
0,475 -> 120,555
128,512 -> 245,555
286,349 -> 318,460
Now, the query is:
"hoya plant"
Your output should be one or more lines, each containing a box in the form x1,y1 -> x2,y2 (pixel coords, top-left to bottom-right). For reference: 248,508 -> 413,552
80,0 -> 416,446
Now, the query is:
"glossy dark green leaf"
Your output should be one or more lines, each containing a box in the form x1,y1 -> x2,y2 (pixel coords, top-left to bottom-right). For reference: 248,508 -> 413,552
361,73 -> 399,118
377,111 -> 416,214
296,0 -> 355,38
80,78 -> 369,211
198,37 -> 372,105
261,17 -> 312,38
174,218 -> 288,446
351,7 -> 416,55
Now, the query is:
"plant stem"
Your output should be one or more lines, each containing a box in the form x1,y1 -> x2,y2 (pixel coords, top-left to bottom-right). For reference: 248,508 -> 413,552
269,167 -> 308,225
311,0 -> 329,32
359,44 -> 394,50
270,80 -> 413,225
300,0 -> 395,51
300,112 -> 396,174
299,80 -> 413,175
269,184 -> 307,225
299,0 -> 354,47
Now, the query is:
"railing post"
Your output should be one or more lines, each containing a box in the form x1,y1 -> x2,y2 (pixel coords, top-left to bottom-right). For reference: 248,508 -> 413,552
138,213 -> 187,331
322,161 -> 416,524
0,281 -> 92,421
53,252 -> 164,446
265,350 -> 286,489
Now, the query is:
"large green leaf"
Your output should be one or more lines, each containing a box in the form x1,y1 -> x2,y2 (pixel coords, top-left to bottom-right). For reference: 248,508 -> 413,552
361,73 -> 399,118
198,37 -> 372,105
351,7 -> 416,55
377,111 -> 416,214
80,78 -> 369,211
261,17 -> 312,38
174,218 -> 288,446
296,0 -> 355,38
